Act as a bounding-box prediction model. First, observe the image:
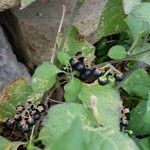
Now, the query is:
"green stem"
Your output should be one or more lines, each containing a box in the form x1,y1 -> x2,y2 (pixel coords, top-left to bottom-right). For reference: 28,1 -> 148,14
92,48 -> 150,69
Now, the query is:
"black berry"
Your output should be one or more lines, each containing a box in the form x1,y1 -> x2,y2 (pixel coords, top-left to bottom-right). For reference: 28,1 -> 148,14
114,73 -> 124,82
79,69 -> 92,81
92,68 -> 103,78
27,117 -> 36,126
69,58 -> 78,67
5,119 -> 15,128
21,124 -> 30,133
98,77 -> 108,86
74,62 -> 85,71
32,112 -> 41,121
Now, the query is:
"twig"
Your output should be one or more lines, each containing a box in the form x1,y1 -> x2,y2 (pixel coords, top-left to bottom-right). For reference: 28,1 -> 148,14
92,48 -> 150,69
29,125 -> 35,144
58,1 -> 84,52
50,5 -> 66,63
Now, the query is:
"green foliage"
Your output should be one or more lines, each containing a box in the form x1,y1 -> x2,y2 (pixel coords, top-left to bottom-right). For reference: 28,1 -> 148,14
78,83 -> 121,130
57,26 -> 95,67
132,42 -> 150,65
20,0 -> 37,10
51,119 -> 139,150
96,0 -> 127,39
123,69 -> 150,99
32,62 -> 60,93
128,98 -> 150,135
123,0 -> 141,14
125,3 -> 150,48
138,137 -> 150,150
108,45 -> 127,59
57,51 -> 71,67
0,79 -> 32,121
39,103 -> 97,148
0,136 -> 23,150
64,77 -> 82,103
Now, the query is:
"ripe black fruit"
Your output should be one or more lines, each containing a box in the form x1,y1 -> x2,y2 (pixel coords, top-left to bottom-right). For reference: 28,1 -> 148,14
74,62 -> 85,71
98,77 -> 108,86
114,73 -> 124,82
5,119 -> 15,128
21,124 -> 30,133
32,113 -> 41,121
27,117 -> 35,126
79,69 -> 92,81
92,68 -> 103,78
69,58 -> 78,67
37,104 -> 46,113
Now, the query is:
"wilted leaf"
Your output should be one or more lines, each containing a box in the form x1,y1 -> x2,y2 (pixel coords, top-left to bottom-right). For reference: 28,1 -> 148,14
51,119 -> 139,150
128,98 -> 150,135
39,103 -> 97,148
64,77 -> 82,103
123,69 -> 150,99
32,62 -> 60,93
123,0 -> 141,14
108,45 -> 127,59
96,0 -> 127,39
20,0 -> 37,10
78,83 -> 122,130
0,79 -> 32,121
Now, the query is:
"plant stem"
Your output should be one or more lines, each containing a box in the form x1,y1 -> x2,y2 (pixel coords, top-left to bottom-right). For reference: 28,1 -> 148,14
50,5 -> 66,63
58,0 -> 84,52
92,48 -> 150,69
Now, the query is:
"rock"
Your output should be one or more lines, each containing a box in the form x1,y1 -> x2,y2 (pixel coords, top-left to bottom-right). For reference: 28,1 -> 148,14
12,0 -> 107,65
0,0 -> 19,12
0,25 -> 31,92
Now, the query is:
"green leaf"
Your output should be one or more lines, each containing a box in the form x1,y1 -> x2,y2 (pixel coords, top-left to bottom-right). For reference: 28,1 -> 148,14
64,78 -> 82,103
96,0 -> 127,39
0,79 -> 32,121
125,2 -> 150,46
39,103 -> 97,148
108,45 -> 127,60
57,51 -> 71,67
0,136 -> 23,150
123,69 -> 150,99
31,62 -> 60,93
51,119 -> 139,150
20,0 -> 36,10
78,83 -> 122,130
51,118 -> 87,150
57,26 -> 95,66
125,13 -> 149,43
138,137 -> 150,150
128,98 -> 150,135
123,0 -> 141,14
131,42 -> 150,65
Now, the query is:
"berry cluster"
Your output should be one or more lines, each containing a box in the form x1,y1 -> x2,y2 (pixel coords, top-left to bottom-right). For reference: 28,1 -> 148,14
69,52 -> 124,85
5,102 -> 46,133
